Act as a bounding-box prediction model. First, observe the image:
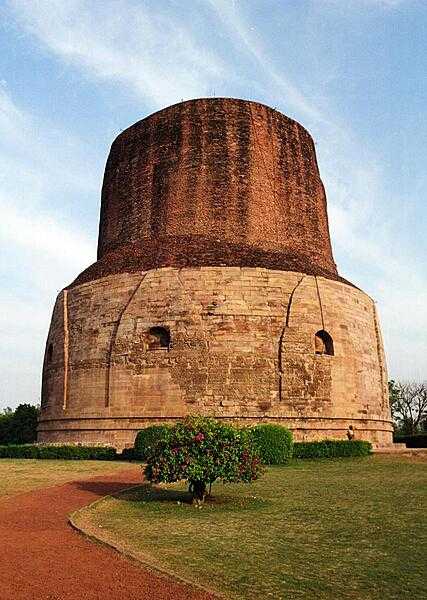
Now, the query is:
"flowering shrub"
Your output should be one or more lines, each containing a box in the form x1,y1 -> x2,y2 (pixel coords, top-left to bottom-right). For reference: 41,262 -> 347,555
134,425 -> 172,460
144,416 -> 263,503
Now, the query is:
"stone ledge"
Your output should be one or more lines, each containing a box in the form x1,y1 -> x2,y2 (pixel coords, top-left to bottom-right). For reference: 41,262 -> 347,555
373,445 -> 427,454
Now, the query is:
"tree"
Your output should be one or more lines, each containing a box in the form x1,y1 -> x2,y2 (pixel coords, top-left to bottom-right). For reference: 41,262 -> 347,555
0,404 -> 39,445
0,407 -> 13,444
144,416 -> 263,504
389,380 -> 427,435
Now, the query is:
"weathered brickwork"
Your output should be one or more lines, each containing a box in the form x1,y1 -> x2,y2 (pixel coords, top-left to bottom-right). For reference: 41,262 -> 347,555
39,98 -> 393,449
39,268 -> 392,449
72,98 -> 344,287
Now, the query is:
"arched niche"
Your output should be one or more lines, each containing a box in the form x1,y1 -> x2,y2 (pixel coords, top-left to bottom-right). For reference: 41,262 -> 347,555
146,326 -> 171,350
315,330 -> 334,356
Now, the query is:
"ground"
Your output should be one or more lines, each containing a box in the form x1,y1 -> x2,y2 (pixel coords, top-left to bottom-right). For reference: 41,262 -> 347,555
73,455 -> 427,600
0,461 -> 212,600
0,458 -> 130,498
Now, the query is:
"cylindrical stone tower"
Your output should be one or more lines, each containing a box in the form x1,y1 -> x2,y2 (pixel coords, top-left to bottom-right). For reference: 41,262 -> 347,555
39,98 -> 393,449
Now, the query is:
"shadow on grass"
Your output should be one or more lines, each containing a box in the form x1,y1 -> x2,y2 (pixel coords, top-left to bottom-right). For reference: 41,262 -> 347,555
75,480 -> 270,511
119,484 -> 193,504
74,479 -> 193,503
74,479 -> 143,497
117,484 -> 269,510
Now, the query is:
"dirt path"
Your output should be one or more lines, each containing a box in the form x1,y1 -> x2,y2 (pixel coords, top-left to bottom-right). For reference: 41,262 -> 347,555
0,467 -> 215,600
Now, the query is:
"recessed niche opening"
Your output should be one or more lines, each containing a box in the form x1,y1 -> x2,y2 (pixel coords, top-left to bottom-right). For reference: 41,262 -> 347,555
315,330 -> 334,356
147,326 -> 171,350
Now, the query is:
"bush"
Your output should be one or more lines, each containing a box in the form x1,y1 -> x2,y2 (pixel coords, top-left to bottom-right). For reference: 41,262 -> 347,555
134,425 -> 172,460
119,447 -> 138,461
249,424 -> 293,465
394,433 -> 427,448
0,444 -> 117,460
0,409 -> 13,444
144,416 -> 263,503
293,440 -> 372,459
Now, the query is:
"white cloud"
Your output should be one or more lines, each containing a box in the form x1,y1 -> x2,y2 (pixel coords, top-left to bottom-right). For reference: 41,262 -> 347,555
0,84 -> 96,276
8,0 -> 226,108
0,85 -> 27,139
0,84 -> 99,204
329,198 -> 427,380
0,203 -> 94,269
207,0 -> 324,122
8,0 -> 326,121
0,86 -> 96,408
313,115 -> 427,380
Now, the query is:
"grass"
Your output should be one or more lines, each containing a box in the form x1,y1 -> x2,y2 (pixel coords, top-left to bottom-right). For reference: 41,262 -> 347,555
0,459 -> 131,498
76,455 -> 427,600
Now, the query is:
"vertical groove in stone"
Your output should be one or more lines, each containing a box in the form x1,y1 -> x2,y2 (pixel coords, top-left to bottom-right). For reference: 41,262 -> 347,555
314,276 -> 326,331
372,303 -> 387,412
278,274 -> 306,403
104,272 -> 149,407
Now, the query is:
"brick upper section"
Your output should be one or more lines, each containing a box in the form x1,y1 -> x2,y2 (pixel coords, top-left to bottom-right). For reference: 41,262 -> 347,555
73,98 -> 340,286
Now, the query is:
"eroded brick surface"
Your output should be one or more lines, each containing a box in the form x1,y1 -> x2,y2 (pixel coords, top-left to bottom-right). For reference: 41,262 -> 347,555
72,99 -> 340,287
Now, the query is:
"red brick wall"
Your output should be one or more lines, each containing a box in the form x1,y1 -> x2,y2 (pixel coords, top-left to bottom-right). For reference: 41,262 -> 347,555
72,99 -> 338,287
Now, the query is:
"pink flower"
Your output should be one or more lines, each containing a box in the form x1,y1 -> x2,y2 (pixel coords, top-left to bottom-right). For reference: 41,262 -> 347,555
194,433 -> 205,443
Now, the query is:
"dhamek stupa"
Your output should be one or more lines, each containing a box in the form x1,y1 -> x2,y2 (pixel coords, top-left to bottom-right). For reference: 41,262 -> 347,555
38,98 -> 393,449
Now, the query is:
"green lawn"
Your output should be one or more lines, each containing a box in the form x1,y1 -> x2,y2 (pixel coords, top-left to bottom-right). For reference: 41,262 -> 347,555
75,455 -> 427,600
0,459 -> 131,498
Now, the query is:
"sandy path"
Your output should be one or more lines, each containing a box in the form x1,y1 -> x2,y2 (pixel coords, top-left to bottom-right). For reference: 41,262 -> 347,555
0,467 -> 215,600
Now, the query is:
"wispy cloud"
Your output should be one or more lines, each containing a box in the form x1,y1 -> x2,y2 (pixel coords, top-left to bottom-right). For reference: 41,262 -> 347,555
0,83 -> 98,206
0,203 -> 94,272
207,0 -> 324,122
319,123 -> 427,378
0,84 -> 96,268
0,84 -> 27,138
8,0 -> 227,108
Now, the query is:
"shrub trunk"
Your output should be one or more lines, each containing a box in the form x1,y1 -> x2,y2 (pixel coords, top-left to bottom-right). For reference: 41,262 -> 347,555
190,480 -> 207,504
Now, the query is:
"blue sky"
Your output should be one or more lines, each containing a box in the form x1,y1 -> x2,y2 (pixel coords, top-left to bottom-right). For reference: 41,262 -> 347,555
0,0 -> 426,409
